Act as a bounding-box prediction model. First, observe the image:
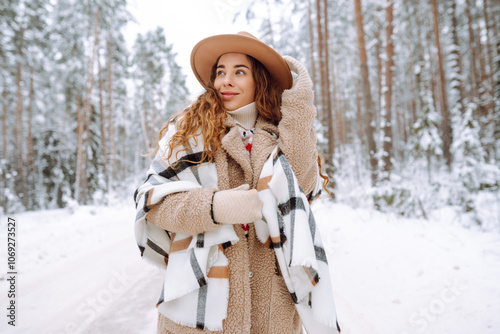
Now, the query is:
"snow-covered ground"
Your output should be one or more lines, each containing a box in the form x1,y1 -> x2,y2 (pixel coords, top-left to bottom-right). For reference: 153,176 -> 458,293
0,202 -> 161,334
313,201 -> 500,334
1,198 -> 499,333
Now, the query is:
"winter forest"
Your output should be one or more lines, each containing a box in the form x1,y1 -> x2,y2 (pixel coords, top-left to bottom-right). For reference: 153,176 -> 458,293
1,0 -> 499,231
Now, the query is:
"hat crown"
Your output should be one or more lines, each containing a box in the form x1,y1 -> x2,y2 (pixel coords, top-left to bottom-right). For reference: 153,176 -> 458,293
236,31 -> 257,39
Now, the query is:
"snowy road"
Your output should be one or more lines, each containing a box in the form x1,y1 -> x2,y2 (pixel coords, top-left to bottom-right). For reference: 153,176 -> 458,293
1,200 -> 500,334
19,237 -> 161,334
0,204 -> 163,334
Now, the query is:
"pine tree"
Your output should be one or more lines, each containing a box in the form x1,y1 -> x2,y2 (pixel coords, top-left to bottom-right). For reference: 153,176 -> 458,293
165,60 -> 189,119
451,106 -> 486,213
132,28 -> 190,163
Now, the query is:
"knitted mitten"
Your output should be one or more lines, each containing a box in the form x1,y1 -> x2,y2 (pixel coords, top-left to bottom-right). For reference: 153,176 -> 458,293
282,55 -> 313,91
213,184 -> 263,225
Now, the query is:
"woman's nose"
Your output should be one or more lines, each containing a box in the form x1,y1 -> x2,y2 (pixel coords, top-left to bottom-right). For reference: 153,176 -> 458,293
223,74 -> 234,86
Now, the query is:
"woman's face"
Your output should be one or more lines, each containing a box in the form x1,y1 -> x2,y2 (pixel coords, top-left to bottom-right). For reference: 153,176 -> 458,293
214,53 -> 256,111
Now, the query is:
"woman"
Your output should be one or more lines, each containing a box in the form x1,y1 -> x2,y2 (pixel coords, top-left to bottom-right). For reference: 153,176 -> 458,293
134,32 -> 340,334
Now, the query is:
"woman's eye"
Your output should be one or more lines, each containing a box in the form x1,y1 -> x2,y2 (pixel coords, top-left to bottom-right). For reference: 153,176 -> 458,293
217,70 -> 225,76
236,70 -> 245,75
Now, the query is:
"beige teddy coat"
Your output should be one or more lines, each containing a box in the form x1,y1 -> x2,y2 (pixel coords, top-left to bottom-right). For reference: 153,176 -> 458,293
146,84 -> 319,334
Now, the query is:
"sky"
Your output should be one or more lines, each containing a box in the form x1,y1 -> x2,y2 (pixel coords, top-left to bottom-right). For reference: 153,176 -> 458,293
125,0 -> 256,98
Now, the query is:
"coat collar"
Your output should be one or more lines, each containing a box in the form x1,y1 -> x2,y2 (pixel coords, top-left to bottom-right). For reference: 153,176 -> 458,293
219,115 -> 279,188
251,117 -> 279,188
221,115 -> 253,185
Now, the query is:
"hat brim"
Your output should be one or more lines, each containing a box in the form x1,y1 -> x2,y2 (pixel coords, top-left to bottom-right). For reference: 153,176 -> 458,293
190,33 -> 293,93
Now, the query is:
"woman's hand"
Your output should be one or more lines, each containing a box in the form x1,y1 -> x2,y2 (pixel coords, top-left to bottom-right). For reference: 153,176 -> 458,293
213,184 -> 263,225
283,56 -> 313,91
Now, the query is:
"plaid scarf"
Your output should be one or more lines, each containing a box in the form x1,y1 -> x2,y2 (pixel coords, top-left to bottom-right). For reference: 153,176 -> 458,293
256,146 -> 340,333
134,123 -> 339,333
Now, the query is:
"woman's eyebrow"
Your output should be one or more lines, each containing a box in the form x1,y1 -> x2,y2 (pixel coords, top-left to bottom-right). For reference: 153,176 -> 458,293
216,64 -> 250,69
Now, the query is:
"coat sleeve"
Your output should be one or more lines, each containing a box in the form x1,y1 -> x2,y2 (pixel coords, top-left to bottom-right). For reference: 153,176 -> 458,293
278,56 -> 319,197
145,187 -> 220,235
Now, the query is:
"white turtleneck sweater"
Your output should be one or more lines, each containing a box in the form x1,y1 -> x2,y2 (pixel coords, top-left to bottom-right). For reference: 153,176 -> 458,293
227,102 -> 257,130
227,102 -> 258,156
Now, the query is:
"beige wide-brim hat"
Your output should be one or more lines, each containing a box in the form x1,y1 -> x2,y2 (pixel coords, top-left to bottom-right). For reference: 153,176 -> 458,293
190,31 -> 293,93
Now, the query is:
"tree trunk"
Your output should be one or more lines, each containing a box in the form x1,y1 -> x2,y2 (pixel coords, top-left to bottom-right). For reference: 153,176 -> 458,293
75,91 -> 84,202
431,0 -> 452,168
465,0 -> 480,103
76,16 -> 92,204
15,59 -> 26,206
142,98 -> 150,152
322,0 -> 335,160
151,101 -> 158,147
13,22 -> 26,204
307,0 -> 316,91
486,0 -> 499,159
333,63 -> 345,146
2,84 -> 7,161
425,22 -> 440,120
482,0 -> 495,101
315,0 -> 326,125
354,0 -> 378,186
474,13 -> 489,118
410,78 -> 417,127
450,0 -> 466,115
107,37 -> 117,184
121,116 -> 127,179
355,79 -> 363,144
26,65 -> 35,208
375,22 -> 383,122
97,38 -> 108,192
412,0 -> 424,130
398,95 -> 408,151
382,0 -> 395,178
488,0 -> 500,66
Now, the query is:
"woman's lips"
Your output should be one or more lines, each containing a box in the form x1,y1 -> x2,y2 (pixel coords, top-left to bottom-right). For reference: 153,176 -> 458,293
221,91 -> 238,100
